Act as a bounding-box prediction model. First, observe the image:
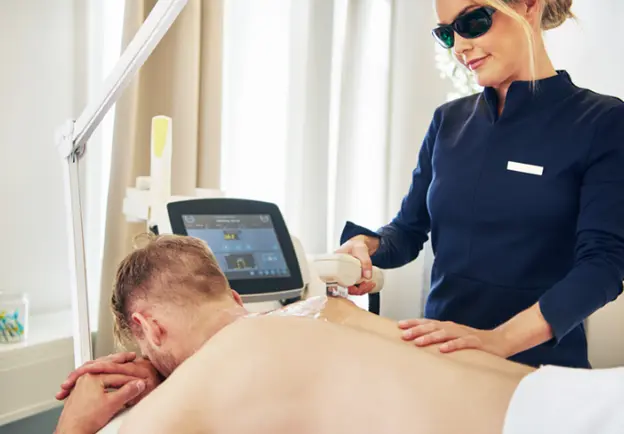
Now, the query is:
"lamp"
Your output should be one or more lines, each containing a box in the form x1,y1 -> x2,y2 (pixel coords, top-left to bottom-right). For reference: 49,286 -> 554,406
55,0 -> 189,368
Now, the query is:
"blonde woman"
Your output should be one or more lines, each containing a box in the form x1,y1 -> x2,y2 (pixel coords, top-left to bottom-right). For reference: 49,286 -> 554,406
338,0 -> 624,369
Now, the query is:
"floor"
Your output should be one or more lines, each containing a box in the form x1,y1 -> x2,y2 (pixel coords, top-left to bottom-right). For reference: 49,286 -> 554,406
0,408 -> 61,434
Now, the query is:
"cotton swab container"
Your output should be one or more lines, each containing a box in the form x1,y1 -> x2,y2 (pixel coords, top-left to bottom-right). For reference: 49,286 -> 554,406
0,292 -> 29,344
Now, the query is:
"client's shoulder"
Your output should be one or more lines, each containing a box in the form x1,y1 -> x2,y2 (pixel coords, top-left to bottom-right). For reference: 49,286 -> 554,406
212,296 -> 359,346
186,316 -> 333,387
213,315 -> 331,346
195,314 -> 348,365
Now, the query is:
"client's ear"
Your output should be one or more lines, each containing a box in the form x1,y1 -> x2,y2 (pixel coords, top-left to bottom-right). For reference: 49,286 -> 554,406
231,290 -> 244,307
131,312 -> 165,347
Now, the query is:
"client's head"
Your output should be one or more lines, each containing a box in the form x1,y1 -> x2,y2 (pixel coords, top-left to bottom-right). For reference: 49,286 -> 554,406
111,234 -> 247,377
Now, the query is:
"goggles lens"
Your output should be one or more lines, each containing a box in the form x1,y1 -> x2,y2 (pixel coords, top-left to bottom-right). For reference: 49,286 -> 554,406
432,7 -> 496,49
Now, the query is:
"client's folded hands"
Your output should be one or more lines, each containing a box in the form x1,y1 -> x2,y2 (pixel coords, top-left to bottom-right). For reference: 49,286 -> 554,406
56,351 -> 162,405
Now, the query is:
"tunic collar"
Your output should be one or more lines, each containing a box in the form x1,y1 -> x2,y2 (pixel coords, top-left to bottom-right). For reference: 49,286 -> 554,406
482,70 -> 575,123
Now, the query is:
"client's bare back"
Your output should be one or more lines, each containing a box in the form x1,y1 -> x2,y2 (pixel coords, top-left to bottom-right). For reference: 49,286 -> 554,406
284,295 -> 534,377
121,316 -> 525,434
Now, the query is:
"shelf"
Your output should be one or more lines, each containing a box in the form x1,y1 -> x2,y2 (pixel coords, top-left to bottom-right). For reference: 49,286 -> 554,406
0,310 -> 75,426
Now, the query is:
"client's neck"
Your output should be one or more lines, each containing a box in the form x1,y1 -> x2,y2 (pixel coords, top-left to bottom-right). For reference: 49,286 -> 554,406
193,300 -> 249,345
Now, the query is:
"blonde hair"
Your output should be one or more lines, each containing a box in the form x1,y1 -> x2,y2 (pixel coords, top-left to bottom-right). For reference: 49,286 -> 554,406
482,0 -> 574,81
111,234 -> 230,349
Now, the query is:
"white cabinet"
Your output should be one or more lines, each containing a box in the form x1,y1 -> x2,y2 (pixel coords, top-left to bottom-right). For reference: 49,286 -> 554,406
0,311 -> 74,426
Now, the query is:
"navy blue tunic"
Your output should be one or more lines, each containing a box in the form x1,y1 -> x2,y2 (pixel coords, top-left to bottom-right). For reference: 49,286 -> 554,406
341,71 -> 624,368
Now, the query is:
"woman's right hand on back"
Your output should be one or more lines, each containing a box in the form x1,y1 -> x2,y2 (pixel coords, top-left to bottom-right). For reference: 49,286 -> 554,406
335,235 -> 380,296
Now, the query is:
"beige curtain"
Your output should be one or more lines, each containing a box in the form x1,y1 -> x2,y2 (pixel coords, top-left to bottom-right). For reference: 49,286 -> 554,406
95,0 -> 223,357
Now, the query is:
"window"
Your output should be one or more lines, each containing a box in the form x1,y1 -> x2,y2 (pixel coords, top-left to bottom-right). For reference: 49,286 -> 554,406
223,0 -> 393,248
221,0 -> 292,210
222,0 -> 393,311
84,0 -> 125,328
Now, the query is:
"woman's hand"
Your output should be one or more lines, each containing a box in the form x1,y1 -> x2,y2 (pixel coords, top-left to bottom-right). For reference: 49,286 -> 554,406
398,319 -> 512,358
335,235 -> 380,295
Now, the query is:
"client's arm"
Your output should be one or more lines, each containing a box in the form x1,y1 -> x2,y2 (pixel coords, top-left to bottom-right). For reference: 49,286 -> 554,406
320,296 -> 535,377
55,373 -> 145,434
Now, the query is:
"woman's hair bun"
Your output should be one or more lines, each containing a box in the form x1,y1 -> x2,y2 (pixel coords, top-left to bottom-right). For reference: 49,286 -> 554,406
542,0 -> 574,30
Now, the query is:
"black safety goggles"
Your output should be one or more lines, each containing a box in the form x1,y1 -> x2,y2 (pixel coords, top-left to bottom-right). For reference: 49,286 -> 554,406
432,6 -> 497,49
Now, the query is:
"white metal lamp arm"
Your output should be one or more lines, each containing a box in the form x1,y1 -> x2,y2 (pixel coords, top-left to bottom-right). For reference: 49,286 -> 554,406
55,0 -> 188,368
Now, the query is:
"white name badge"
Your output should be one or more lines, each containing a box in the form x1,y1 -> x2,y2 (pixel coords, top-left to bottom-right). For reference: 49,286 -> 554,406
507,161 -> 543,176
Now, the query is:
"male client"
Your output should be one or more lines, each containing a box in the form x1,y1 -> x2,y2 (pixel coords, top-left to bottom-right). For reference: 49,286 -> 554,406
55,235 -> 624,434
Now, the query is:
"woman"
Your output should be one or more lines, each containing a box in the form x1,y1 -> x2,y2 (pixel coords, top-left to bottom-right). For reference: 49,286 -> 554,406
338,0 -> 624,369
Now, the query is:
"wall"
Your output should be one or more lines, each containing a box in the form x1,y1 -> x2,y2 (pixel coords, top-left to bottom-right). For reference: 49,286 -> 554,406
545,0 -> 624,99
544,0 -> 624,368
0,0 -> 86,430
0,0 -> 86,315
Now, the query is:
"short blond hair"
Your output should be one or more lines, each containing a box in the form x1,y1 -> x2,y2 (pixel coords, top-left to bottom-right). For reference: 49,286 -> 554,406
482,0 -> 574,81
111,234 -> 229,348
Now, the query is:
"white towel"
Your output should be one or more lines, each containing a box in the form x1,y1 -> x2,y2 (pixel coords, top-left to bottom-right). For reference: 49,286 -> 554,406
503,365 -> 624,434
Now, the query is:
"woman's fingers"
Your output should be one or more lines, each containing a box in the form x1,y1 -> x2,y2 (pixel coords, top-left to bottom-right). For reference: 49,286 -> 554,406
347,286 -> 363,296
397,318 -> 431,329
401,322 -> 438,340
439,335 -> 481,353
347,281 -> 376,296
400,322 -> 483,350
351,243 -> 373,279
397,319 -> 489,353
413,329 -> 451,346
359,281 -> 376,294
347,285 -> 365,296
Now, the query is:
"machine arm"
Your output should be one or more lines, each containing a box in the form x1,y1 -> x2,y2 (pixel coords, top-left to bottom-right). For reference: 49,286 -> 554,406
55,0 -> 189,368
